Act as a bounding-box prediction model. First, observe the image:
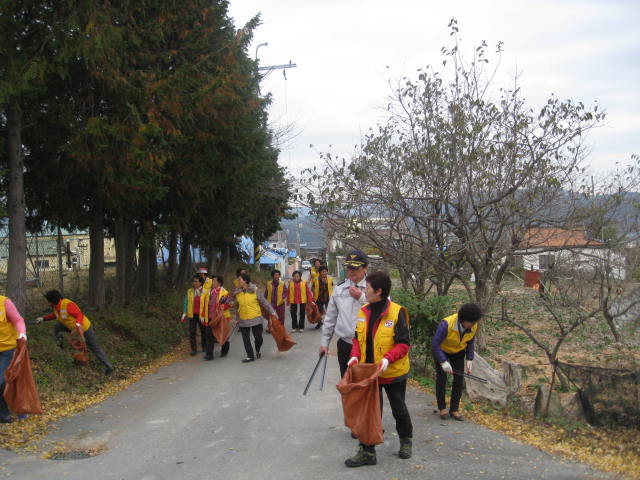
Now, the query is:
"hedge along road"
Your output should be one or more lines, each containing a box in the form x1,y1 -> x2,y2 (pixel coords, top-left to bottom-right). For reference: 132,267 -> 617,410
1,320 -> 615,480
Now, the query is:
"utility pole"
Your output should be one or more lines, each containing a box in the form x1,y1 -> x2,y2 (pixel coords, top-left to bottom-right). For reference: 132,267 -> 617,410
258,60 -> 297,80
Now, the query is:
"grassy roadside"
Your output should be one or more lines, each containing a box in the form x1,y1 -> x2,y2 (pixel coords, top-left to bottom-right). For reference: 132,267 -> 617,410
0,285 -> 188,452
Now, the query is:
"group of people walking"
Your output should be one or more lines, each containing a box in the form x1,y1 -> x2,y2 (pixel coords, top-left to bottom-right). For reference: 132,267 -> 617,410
1,249 -> 481,471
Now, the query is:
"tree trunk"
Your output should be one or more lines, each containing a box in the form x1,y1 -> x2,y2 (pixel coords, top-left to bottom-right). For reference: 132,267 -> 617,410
88,192 -> 105,308
6,101 -> 27,314
125,220 -> 137,304
114,215 -> 127,306
177,234 -> 191,286
136,221 -> 154,296
166,229 -> 178,286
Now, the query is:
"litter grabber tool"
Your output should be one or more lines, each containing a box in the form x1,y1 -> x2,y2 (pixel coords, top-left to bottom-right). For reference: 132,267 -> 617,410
452,370 -> 488,384
303,352 -> 327,395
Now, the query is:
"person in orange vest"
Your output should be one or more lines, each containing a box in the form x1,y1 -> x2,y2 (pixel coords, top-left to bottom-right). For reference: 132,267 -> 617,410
203,275 -> 231,359
431,303 -> 482,421
265,269 -> 287,325
345,271 -> 412,466
181,276 -> 207,356
287,270 -> 313,332
37,290 -> 113,374
0,295 -> 28,423
311,265 -> 333,330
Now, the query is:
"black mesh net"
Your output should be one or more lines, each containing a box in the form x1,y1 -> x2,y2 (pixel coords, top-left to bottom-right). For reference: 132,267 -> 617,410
557,361 -> 640,428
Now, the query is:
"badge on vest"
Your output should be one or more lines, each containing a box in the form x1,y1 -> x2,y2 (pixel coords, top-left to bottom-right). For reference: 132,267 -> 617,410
384,321 -> 393,328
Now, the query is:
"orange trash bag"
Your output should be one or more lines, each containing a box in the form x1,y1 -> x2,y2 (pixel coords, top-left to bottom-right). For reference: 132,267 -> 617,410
70,326 -> 89,366
336,363 -> 383,445
305,302 -> 322,324
3,338 -> 43,414
268,314 -> 297,352
211,306 -> 232,345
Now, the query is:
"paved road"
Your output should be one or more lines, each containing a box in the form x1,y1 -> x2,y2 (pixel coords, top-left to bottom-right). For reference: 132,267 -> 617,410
0,319 -> 614,480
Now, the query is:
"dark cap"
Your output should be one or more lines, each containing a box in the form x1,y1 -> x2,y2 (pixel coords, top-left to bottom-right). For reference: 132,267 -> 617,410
344,249 -> 368,268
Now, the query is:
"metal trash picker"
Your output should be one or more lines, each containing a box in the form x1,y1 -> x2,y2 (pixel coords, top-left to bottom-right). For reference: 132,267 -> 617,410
303,352 -> 328,395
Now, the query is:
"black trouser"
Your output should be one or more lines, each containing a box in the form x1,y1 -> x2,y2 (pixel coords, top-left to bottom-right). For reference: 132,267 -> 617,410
337,338 -> 353,378
54,322 -> 113,369
434,349 -> 466,412
362,378 -> 413,449
188,315 -> 206,353
240,324 -> 263,359
290,303 -> 306,330
204,326 -> 230,358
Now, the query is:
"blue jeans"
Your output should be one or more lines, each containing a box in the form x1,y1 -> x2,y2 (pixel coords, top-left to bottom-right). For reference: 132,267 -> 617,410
0,348 -> 16,417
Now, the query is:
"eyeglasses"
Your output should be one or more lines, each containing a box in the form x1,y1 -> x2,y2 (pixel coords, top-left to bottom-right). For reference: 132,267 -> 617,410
346,265 -> 363,271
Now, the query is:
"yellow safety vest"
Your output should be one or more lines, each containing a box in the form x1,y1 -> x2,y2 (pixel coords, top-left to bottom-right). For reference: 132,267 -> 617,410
186,289 -> 207,318
266,282 -> 285,307
288,280 -> 309,304
312,276 -> 333,300
55,299 -> 91,332
236,290 -> 262,320
355,301 -> 410,379
439,313 -> 478,354
0,296 -> 18,352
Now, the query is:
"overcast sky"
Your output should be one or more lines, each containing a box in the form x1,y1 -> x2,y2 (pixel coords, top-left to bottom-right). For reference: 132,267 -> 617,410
228,1 -> 640,178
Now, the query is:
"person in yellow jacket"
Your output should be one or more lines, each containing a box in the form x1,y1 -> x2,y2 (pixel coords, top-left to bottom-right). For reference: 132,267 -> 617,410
0,295 -> 28,423
37,290 -> 113,374
431,303 -> 482,421
231,272 -> 275,363
181,276 -> 208,356
287,270 -> 314,332
346,271 -> 412,466
311,265 -> 333,329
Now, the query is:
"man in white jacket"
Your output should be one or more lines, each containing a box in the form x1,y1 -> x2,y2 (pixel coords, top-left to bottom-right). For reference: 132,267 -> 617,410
318,249 -> 369,377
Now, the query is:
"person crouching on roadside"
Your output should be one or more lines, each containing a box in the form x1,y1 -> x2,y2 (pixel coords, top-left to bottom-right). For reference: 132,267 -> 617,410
36,290 -> 113,375
345,271 -> 413,467
431,303 -> 481,421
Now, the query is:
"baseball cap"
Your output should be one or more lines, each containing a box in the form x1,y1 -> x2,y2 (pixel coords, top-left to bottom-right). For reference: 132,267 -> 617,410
344,249 -> 368,268
197,267 -> 208,274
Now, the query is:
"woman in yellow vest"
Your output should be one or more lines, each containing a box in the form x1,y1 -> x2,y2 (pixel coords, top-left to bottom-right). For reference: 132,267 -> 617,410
309,258 -> 322,282
311,265 -> 333,329
232,272 -> 275,363
38,290 -> 113,374
287,270 -> 314,332
264,269 -> 287,325
345,271 -> 413,467
431,303 -> 481,421
0,296 -> 28,423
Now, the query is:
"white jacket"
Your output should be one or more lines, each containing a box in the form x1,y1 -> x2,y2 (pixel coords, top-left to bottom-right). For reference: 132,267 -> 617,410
320,278 -> 367,347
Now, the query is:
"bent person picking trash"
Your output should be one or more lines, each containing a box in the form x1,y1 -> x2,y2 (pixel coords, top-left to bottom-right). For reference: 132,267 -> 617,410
341,270 -> 413,467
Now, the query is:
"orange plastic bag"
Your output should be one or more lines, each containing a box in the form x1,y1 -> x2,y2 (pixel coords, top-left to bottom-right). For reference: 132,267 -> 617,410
268,314 -> 297,352
70,326 -> 89,366
305,302 -> 322,324
211,306 -> 232,345
3,338 -> 43,414
336,363 -> 383,445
